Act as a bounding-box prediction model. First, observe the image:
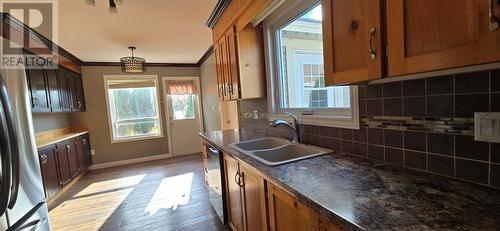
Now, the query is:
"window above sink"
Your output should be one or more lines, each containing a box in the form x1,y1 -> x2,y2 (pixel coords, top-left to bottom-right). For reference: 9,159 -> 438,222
263,0 -> 359,129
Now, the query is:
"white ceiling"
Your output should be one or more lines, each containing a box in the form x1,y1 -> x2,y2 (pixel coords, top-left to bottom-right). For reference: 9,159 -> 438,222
56,0 -> 217,63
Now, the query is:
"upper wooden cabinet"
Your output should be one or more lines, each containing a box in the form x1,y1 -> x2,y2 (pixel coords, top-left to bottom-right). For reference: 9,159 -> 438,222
215,24 -> 266,101
322,0 -> 384,85
386,0 -> 500,76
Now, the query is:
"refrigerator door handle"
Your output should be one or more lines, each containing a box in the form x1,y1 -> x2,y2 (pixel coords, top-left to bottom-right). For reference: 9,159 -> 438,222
0,75 -> 20,209
0,75 -> 12,216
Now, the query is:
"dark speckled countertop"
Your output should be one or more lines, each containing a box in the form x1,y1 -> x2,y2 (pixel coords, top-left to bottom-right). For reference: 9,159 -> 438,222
199,129 -> 500,231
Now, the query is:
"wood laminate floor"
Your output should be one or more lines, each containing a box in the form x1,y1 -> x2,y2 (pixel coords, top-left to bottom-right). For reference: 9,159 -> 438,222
48,154 -> 229,231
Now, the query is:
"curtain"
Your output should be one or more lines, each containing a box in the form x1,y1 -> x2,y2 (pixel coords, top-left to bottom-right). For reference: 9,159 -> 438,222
167,80 -> 197,95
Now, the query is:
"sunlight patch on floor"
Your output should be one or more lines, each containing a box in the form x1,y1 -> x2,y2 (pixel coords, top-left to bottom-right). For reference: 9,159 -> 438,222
49,188 -> 133,231
144,172 -> 194,215
74,174 -> 146,197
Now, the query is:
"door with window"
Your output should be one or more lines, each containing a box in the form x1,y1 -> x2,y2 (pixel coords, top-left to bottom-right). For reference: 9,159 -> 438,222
164,77 -> 203,156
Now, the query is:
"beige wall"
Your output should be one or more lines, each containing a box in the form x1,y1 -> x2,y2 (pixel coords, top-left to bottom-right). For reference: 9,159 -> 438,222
32,113 -> 73,132
71,66 -> 200,165
200,53 -> 221,132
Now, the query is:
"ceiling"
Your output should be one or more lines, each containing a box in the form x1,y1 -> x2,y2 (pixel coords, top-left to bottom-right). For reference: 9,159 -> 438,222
56,0 -> 217,63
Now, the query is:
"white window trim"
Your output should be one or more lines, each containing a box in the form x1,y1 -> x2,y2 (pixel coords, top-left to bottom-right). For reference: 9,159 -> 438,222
263,0 -> 360,129
103,75 -> 164,143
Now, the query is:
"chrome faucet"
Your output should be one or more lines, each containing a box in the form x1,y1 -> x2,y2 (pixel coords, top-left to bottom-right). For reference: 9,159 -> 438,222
269,112 -> 300,143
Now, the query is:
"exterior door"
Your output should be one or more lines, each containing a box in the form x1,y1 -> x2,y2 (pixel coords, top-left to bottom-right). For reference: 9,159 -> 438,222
163,77 -> 203,156
386,0 -> 500,76
322,0 -> 383,85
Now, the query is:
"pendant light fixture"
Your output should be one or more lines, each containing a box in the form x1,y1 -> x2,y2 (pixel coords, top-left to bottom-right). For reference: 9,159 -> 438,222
120,47 -> 146,73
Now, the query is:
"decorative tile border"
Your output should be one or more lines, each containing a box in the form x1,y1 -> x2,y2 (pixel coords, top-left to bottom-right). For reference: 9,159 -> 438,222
361,116 -> 474,135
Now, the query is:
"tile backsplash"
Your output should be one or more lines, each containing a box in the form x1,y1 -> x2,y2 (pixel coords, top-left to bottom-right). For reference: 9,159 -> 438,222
239,69 -> 500,189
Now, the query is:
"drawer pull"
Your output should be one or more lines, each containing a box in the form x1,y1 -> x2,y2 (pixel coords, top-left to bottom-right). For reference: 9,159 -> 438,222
368,27 -> 377,60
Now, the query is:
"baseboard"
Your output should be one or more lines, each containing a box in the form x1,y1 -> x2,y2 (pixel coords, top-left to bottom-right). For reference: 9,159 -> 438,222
89,153 -> 172,170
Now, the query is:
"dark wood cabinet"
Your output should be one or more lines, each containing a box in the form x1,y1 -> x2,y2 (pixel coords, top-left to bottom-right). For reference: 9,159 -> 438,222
39,134 -> 92,201
46,68 -> 63,112
55,143 -> 72,186
26,67 -> 51,113
76,135 -> 91,173
24,52 -> 86,113
38,145 -> 60,200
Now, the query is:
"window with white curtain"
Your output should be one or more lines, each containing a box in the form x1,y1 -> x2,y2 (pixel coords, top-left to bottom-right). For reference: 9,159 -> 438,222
104,75 -> 163,142
264,0 -> 359,129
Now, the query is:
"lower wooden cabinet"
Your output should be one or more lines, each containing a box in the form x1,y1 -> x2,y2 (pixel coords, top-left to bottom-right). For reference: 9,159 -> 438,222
220,151 -> 343,231
38,145 -> 60,200
38,134 -> 92,201
267,183 -> 317,231
224,154 -> 267,231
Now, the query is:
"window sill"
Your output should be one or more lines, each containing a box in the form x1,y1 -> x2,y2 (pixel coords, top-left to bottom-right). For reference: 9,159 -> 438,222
111,134 -> 164,144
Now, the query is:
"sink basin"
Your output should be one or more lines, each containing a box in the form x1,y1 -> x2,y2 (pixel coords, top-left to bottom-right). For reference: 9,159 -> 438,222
229,138 -> 331,166
230,137 -> 289,152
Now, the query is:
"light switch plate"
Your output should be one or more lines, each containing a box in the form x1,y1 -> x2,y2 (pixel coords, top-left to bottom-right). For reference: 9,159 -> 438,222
252,110 -> 259,119
91,149 -> 96,155
474,112 -> 500,143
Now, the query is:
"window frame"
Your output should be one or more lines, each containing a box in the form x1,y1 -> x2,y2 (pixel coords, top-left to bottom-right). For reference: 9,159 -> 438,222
263,0 -> 360,129
103,75 -> 164,143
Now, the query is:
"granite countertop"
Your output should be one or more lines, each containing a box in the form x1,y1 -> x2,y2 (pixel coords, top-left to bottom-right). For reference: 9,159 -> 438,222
36,128 -> 89,149
199,129 -> 500,231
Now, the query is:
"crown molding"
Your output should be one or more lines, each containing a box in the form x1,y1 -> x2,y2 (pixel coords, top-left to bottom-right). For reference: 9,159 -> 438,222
196,45 -> 214,66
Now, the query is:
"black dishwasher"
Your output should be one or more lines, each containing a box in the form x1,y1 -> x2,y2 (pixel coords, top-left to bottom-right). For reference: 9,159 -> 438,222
206,143 -> 227,225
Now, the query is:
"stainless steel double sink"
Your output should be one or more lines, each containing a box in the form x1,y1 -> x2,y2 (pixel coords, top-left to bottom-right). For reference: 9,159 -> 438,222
229,137 -> 332,166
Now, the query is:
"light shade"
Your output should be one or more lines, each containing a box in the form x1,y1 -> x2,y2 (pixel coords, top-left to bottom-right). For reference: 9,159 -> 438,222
120,47 -> 146,73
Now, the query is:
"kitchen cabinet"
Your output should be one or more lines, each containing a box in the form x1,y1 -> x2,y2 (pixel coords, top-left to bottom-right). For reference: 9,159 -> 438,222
223,154 -> 267,231
39,134 -> 91,202
24,51 -> 86,113
214,24 -> 266,101
55,143 -> 72,186
76,134 -> 91,173
267,182 -> 342,231
267,183 -> 317,231
321,0 -> 383,85
38,145 -> 60,200
224,154 -> 245,231
386,0 -> 500,76
26,67 -> 51,113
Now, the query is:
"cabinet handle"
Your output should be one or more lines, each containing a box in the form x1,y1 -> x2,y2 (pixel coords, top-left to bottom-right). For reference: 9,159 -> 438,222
66,145 -> 71,152
226,83 -> 233,93
238,171 -> 244,187
32,97 -> 39,107
77,101 -> 82,109
82,139 -> 87,145
41,154 -> 47,164
489,0 -> 499,31
368,27 -> 376,60
219,86 -> 224,97
59,100 -> 64,107
234,171 -> 240,185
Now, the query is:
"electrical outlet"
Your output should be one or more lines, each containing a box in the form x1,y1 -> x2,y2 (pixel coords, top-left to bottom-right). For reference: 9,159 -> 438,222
474,112 -> 500,143
91,149 -> 96,155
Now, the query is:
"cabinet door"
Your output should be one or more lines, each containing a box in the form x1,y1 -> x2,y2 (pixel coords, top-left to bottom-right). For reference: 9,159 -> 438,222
240,164 -> 266,231
82,134 -> 92,168
236,23 -> 266,99
226,26 -> 241,100
55,144 -> 72,186
57,68 -> 71,112
214,38 -> 227,100
39,146 -> 60,199
75,135 -> 90,173
322,0 -> 383,85
74,74 -> 86,111
318,215 -> 342,231
67,73 -> 79,111
65,140 -> 80,177
45,68 -> 62,112
387,0 -> 500,76
267,183 -> 316,231
224,155 -> 244,231
26,68 -> 51,112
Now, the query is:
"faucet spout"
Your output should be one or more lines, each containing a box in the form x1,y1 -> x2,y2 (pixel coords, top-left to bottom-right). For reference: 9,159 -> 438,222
269,112 -> 300,143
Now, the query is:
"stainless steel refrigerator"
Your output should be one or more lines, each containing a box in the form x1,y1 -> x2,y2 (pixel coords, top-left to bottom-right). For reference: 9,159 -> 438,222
0,44 -> 50,231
